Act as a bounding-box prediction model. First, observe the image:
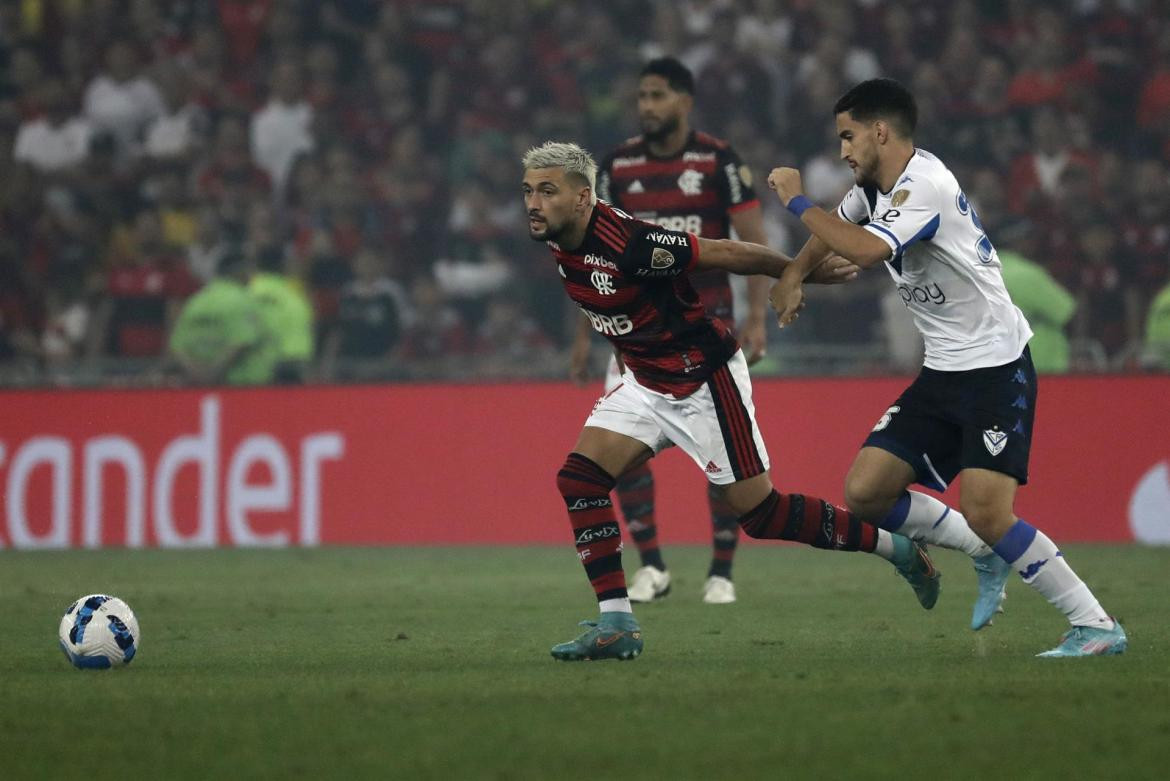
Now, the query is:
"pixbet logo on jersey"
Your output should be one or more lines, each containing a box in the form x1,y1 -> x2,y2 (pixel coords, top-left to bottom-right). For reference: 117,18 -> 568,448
584,254 -> 617,271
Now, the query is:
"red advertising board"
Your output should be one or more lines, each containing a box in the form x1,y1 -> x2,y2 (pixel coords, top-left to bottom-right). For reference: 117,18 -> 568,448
1,376 -> 1167,548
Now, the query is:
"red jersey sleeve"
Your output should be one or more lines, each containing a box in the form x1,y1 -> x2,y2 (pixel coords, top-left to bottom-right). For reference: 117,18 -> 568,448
715,144 -> 760,213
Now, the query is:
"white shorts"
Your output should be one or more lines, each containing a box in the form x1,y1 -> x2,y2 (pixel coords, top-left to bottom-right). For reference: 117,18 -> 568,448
586,350 -> 770,485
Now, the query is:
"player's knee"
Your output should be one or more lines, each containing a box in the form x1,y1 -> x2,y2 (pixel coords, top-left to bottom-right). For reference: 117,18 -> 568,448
737,512 -> 767,539
843,474 -> 894,520
556,452 -> 616,500
555,456 -> 580,498
959,498 -> 1010,538
734,493 -> 773,539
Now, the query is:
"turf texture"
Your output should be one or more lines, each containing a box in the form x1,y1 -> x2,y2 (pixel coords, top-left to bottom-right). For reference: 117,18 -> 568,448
2,544 -> 1168,780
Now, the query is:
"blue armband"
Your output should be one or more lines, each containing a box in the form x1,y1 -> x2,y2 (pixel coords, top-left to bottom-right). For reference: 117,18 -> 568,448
786,195 -> 814,218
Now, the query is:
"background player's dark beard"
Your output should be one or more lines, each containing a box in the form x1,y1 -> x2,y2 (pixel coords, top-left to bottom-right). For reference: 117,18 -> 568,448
642,115 -> 680,143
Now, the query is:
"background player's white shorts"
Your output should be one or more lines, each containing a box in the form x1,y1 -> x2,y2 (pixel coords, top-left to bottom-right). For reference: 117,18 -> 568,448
587,350 -> 770,485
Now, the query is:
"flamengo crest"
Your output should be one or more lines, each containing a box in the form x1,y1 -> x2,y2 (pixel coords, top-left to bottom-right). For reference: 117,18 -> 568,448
591,270 -> 616,295
678,169 -> 704,196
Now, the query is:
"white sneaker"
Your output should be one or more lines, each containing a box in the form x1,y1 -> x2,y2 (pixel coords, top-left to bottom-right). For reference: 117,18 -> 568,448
627,566 -> 671,602
702,575 -> 737,604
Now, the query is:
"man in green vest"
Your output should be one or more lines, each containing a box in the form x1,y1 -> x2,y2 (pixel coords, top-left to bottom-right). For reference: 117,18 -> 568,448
1145,281 -> 1170,370
249,248 -> 314,382
169,251 -> 279,385
997,223 -> 1076,373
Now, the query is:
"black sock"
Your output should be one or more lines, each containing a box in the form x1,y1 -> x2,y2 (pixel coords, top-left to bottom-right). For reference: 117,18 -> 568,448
707,484 -> 738,579
617,463 -> 666,571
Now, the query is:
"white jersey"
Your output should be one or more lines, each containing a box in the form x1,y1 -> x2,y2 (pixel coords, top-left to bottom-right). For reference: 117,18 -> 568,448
837,148 -> 1032,371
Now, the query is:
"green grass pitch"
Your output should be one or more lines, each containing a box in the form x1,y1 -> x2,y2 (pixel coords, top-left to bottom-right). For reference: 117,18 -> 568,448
3,544 -> 1168,780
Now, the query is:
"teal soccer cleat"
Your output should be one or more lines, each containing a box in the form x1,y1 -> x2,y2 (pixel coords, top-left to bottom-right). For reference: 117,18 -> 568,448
891,535 -> 941,609
550,612 -> 643,661
1036,621 -> 1128,657
971,552 -> 1011,630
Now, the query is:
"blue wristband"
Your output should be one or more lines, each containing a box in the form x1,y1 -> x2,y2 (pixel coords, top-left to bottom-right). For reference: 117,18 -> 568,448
786,195 -> 814,218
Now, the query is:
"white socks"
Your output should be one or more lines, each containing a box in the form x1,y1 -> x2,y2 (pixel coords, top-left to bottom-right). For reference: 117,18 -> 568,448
880,491 -> 992,558
993,520 -> 1112,628
599,597 -> 633,614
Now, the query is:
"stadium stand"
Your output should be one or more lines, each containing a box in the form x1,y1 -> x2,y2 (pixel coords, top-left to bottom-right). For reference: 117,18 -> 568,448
1,0 -> 1168,385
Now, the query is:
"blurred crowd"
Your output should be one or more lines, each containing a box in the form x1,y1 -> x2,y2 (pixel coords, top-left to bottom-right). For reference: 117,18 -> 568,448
2,0 -> 1170,386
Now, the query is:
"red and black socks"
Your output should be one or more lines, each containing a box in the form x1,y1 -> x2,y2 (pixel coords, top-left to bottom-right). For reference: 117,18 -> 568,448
738,489 -> 878,552
708,484 -> 739,579
557,453 -> 628,607
615,462 -> 666,572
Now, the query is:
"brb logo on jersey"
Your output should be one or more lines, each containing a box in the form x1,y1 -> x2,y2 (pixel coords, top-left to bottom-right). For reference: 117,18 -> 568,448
590,271 -> 616,295
581,307 -> 633,336
678,169 -> 704,196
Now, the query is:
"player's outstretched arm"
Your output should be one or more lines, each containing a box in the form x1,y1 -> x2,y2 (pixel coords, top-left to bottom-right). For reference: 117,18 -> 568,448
769,232 -> 863,328
768,167 -> 892,268
693,237 -> 793,277
789,234 -> 833,281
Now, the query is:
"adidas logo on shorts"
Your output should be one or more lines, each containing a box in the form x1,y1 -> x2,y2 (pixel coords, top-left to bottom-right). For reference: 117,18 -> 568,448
705,461 -> 722,474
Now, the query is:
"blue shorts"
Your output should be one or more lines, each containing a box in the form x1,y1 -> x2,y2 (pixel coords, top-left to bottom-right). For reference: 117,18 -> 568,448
863,347 -> 1037,489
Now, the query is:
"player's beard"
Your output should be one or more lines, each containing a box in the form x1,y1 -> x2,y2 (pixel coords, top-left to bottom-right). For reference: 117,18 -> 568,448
852,154 -> 880,189
528,214 -> 561,242
641,114 -> 680,143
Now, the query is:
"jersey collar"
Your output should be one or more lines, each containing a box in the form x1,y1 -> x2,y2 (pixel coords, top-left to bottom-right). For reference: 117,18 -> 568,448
644,130 -> 695,161
880,148 -> 918,196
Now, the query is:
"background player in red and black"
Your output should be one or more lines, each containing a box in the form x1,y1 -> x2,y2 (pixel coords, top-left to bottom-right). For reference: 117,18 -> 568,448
595,58 -> 768,341
572,57 -> 770,604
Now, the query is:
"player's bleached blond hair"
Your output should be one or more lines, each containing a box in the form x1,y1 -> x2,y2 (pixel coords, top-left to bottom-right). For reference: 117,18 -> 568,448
522,141 -> 598,203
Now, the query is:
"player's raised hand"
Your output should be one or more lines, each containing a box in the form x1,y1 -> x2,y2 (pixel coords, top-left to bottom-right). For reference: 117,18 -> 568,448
809,254 -> 861,285
769,279 -> 805,328
767,167 -> 804,206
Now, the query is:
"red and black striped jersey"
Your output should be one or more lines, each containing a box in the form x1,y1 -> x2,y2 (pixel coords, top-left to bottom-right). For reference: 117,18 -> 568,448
550,201 -> 739,397
596,131 -> 759,324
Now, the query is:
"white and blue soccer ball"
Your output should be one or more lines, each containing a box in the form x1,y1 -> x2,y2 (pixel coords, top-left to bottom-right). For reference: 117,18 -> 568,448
58,594 -> 140,669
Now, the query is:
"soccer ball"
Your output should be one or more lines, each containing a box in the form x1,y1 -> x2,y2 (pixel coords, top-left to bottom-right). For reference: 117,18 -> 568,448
58,594 -> 140,669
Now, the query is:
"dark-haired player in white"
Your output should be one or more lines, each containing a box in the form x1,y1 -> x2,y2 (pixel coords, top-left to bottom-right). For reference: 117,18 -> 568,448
768,78 -> 1127,657
523,141 -> 941,661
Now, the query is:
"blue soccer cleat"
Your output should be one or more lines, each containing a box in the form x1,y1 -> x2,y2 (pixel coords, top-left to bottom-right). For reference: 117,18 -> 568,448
891,535 -> 941,610
1036,621 -> 1128,658
550,612 -> 643,661
971,552 -> 1011,630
